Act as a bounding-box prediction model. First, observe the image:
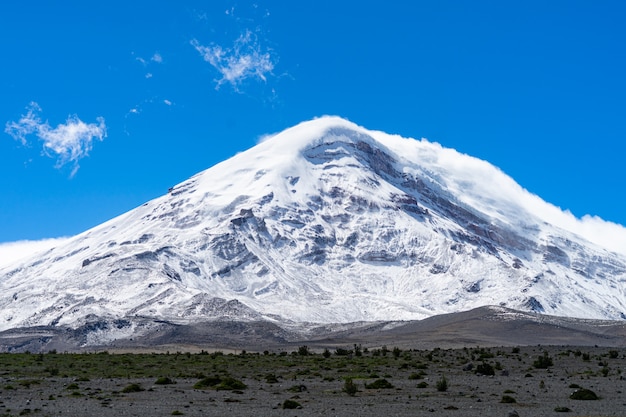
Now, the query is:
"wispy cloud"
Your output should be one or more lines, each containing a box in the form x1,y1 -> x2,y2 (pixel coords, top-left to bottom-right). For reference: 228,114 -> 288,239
5,102 -> 106,177
0,237 -> 70,270
191,29 -> 276,90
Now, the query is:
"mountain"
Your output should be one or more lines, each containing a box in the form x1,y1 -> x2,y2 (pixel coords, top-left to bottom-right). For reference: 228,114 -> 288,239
1,116 -> 625,346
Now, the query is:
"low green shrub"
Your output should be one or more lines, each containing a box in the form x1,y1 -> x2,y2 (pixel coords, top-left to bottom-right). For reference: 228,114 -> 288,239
343,378 -> 358,396
121,383 -> 144,393
365,379 -> 394,389
282,399 -> 301,409
436,375 -> 448,392
570,388 -> 598,400
155,377 -> 175,385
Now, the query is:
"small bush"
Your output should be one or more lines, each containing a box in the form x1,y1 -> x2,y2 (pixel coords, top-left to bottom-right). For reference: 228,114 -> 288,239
569,383 -> 581,389
171,411 -> 184,416
193,376 -> 222,389
475,362 -> 495,376
533,351 -> 554,369
121,383 -> 144,393
155,377 -> 175,385
436,375 -> 448,392
265,374 -> 279,384
500,395 -> 516,403
287,384 -> 307,393
282,399 -> 301,409
215,377 -> 246,391
365,379 -> 394,389
554,406 -> 572,412
417,381 -> 429,388
408,372 -> 423,380
570,388 -> 598,400
335,347 -> 352,356
608,350 -> 619,359
343,378 -> 358,396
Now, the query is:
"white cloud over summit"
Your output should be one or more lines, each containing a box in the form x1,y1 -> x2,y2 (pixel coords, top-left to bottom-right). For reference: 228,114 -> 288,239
191,29 -> 276,90
0,237 -> 69,270
5,103 -> 106,177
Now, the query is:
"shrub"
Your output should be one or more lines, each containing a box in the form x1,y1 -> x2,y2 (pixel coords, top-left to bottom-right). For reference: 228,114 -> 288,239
121,383 -> 144,393
417,381 -> 429,388
392,347 -> 402,358
608,350 -> 619,359
155,377 -> 175,385
365,379 -> 394,389
171,411 -> 184,416
436,375 -> 448,392
570,388 -> 598,400
298,345 -> 310,356
554,406 -> 572,412
335,347 -> 352,356
475,362 -> 495,376
282,399 -> 301,409
533,351 -> 554,369
511,347 -> 520,354
500,395 -> 516,403
322,348 -> 331,358
343,378 -> 358,396
408,372 -> 423,380
287,384 -> 307,393
265,374 -> 279,384
193,377 -> 221,389
215,377 -> 246,391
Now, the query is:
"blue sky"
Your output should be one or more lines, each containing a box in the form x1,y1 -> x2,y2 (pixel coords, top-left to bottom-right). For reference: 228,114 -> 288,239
1,1 -> 625,243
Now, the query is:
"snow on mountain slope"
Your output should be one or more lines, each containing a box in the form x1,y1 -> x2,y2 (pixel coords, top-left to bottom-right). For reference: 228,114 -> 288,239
1,116 -> 625,334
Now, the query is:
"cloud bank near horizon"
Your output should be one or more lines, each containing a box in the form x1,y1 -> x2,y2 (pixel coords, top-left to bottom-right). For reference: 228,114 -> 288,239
5,102 -> 107,177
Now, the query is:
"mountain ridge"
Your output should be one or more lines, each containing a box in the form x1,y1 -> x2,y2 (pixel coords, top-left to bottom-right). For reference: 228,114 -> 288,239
1,116 -> 625,342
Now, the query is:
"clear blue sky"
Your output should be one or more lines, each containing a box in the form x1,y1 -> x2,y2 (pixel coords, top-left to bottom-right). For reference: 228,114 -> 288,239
1,1 -> 625,243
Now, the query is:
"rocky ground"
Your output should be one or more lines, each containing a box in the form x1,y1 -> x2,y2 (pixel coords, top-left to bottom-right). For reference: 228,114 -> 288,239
0,345 -> 624,417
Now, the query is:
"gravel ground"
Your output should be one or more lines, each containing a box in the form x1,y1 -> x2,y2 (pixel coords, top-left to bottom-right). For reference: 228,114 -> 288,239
1,346 -> 625,417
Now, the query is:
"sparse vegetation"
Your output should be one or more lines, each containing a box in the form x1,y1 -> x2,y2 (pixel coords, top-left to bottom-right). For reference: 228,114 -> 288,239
0,346 -> 621,414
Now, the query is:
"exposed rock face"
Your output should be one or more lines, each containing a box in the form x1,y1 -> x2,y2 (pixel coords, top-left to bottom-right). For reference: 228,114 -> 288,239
1,117 -> 625,345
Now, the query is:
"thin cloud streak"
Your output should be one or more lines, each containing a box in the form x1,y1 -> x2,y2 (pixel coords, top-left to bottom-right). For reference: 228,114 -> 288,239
5,102 -> 106,177
191,29 -> 276,90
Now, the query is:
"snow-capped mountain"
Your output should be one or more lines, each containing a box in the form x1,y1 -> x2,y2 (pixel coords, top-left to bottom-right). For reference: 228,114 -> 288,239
1,116 -> 625,337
